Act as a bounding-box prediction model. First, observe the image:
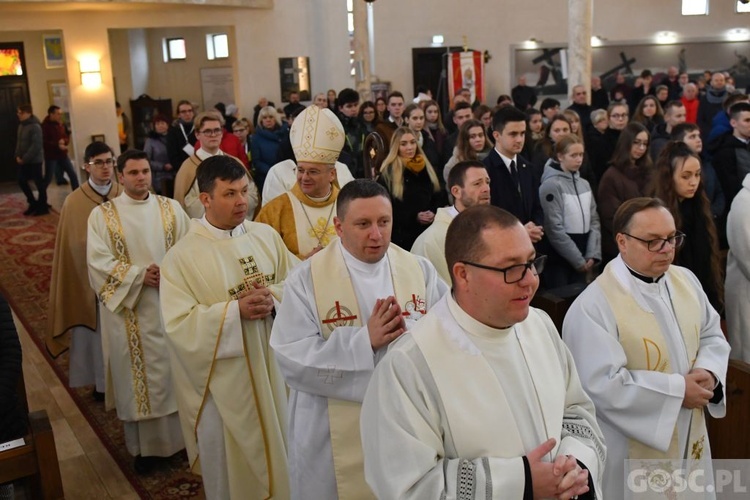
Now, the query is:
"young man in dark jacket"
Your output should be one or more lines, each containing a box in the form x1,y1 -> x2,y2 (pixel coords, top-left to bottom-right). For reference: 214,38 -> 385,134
15,103 -> 47,215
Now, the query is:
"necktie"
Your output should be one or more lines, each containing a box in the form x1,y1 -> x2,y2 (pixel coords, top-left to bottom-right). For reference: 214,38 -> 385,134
510,160 -> 520,194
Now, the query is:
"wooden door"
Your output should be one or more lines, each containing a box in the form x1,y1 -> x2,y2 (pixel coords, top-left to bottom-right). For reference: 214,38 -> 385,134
0,42 -> 30,183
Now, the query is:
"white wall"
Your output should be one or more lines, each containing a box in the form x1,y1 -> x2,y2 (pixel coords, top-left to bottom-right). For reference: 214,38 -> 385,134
1,0 -> 746,161
370,0 -> 750,101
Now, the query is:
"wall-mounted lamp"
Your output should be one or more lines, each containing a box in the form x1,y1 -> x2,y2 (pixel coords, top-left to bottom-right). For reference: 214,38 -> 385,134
79,57 -> 102,88
431,35 -> 444,47
727,28 -> 750,41
655,31 -> 677,44
590,36 -> 605,47
523,38 -> 542,49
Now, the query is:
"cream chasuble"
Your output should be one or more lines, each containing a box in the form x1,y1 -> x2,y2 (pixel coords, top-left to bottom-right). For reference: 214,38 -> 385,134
46,181 -> 124,357
360,295 -> 605,499
262,159 -> 355,207
271,240 -> 449,500
174,149 -> 259,219
160,219 -> 299,500
87,194 -> 190,455
410,206 -> 458,284
256,183 -> 339,259
563,256 -> 729,500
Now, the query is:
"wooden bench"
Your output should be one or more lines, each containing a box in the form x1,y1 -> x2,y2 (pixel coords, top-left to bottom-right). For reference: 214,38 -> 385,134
0,409 -> 64,499
0,295 -> 64,499
707,358 -> 750,459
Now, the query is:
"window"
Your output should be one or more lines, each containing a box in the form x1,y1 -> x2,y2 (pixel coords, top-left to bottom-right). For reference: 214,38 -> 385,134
206,33 -> 229,60
163,38 -> 186,62
682,0 -> 708,15
738,0 -> 750,13
347,0 -> 355,77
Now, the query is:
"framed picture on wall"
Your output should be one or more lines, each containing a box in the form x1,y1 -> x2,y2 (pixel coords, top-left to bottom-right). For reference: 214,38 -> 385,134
47,80 -> 71,125
42,34 -> 64,69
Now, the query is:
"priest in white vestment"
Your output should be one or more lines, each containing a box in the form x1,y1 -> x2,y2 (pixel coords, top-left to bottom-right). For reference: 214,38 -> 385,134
262,158 -> 353,207
361,205 -> 604,499
411,160 -> 490,283
562,198 -> 729,500
726,173 -> 750,363
271,179 -> 449,499
87,150 -> 190,472
174,111 -> 258,219
160,155 -> 299,500
257,106 -> 346,259
46,142 -> 124,396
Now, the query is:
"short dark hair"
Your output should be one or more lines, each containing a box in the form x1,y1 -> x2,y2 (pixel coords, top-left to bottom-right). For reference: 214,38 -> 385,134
729,102 -> 750,121
447,160 -> 487,190
670,123 -> 699,141
17,103 -> 32,114
723,93 -> 748,112
116,149 -> 148,173
540,98 -> 560,113
612,197 -> 667,236
640,69 -> 653,78
445,205 -> 520,286
47,105 -> 61,115
196,155 -> 247,195
663,100 -> 685,114
176,99 -> 193,113
491,105 -> 527,134
337,88 -> 359,106
454,101 -> 472,113
655,85 -> 669,95
84,141 -> 115,163
336,179 -> 389,220
387,91 -> 404,104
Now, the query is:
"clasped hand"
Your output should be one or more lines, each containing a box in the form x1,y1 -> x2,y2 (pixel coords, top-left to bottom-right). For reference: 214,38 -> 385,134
368,296 -> 406,350
528,438 -> 590,500
238,282 -> 274,320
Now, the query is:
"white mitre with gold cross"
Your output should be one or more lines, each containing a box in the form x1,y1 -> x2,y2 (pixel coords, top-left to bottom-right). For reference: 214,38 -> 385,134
290,105 -> 345,165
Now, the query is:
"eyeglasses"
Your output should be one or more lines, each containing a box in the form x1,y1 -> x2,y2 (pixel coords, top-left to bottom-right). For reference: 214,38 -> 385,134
622,231 -> 685,252
87,158 -> 115,168
461,255 -> 547,284
233,128 -> 248,133
200,128 -> 223,137
610,113 -> 629,119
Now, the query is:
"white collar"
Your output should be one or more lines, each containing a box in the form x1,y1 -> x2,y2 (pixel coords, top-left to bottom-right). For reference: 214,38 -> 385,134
88,179 -> 112,196
198,215 -> 246,239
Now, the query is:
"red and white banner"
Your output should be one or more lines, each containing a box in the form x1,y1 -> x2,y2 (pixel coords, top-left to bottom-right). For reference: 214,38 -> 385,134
447,50 -> 484,105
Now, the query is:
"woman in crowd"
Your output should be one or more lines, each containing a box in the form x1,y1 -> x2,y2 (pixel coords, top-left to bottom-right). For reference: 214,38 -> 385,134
144,114 -> 174,195
358,101 -> 378,134
539,134 -> 600,288
250,106 -> 288,191
473,104 -> 493,133
649,140 -> 723,310
404,104 -> 441,178
563,109 -> 596,189
443,119 -> 491,184
327,89 -> 337,111
377,127 -> 445,249
375,97 -> 387,119
532,114 -> 572,179
598,122 -> 652,263
522,108 -> 545,159
422,99 -> 449,159
232,117 -> 252,167
632,95 -> 664,131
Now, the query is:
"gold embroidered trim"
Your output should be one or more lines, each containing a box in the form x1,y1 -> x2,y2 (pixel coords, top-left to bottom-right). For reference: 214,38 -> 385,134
99,261 -> 132,305
228,255 -> 275,299
156,195 -> 177,252
99,202 -> 132,305
125,308 -> 151,416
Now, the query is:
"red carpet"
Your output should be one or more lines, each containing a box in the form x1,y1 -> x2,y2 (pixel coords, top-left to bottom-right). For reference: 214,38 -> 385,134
0,192 -> 203,499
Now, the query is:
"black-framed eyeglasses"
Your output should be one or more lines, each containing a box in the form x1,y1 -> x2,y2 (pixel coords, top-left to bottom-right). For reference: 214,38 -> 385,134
87,158 -> 115,168
622,231 -> 685,252
200,128 -> 223,137
461,255 -> 547,284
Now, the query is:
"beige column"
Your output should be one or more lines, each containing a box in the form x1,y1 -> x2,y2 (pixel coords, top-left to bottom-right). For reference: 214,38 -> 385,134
567,0 -> 593,103
352,0 -> 372,101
